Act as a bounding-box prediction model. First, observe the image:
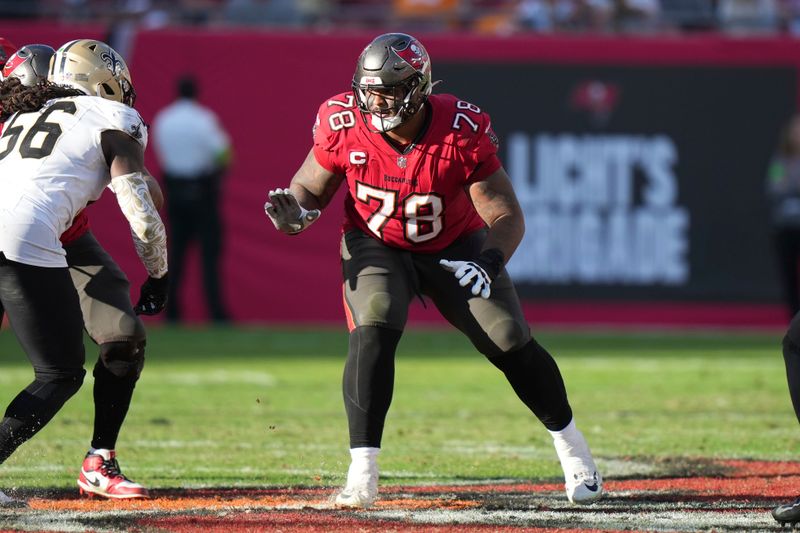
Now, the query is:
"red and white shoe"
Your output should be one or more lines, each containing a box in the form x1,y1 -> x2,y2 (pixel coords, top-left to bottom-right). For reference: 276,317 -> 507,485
77,449 -> 149,499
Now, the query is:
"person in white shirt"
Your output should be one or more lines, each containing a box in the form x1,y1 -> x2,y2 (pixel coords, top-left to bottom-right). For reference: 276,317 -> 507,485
0,39 -> 167,505
152,76 -> 231,323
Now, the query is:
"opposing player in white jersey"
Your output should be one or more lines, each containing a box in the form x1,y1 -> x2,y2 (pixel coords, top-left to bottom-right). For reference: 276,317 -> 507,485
0,39 -> 167,505
0,41 -> 166,500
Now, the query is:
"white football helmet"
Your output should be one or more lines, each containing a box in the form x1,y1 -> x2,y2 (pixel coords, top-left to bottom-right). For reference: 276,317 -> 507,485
48,39 -> 136,106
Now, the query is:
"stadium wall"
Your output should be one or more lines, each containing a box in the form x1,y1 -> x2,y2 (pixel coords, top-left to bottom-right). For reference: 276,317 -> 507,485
1,23 -> 797,327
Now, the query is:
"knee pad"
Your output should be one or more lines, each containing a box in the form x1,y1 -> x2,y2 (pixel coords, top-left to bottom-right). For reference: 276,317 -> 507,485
21,368 -> 86,417
489,339 -> 536,373
348,326 -> 401,360
477,318 -> 530,358
344,326 -> 401,411
33,366 -> 86,388
96,340 -> 145,380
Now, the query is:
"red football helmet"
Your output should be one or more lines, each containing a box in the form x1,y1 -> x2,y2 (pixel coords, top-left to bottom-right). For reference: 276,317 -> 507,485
0,37 -> 18,78
2,44 -> 55,87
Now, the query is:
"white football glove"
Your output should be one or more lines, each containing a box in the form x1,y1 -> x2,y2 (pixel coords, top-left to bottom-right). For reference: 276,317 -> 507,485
439,259 -> 493,299
264,188 -> 321,235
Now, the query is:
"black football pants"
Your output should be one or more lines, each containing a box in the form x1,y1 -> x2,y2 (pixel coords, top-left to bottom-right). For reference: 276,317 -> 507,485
340,229 -> 573,448
0,253 -> 85,464
66,232 -> 146,450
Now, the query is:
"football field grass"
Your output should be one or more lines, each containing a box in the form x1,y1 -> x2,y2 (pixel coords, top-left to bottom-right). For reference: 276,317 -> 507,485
0,325 -> 796,493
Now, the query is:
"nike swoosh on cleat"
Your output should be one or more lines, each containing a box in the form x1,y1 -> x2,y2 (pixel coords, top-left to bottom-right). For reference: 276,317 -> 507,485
82,472 -> 102,487
583,483 -> 599,491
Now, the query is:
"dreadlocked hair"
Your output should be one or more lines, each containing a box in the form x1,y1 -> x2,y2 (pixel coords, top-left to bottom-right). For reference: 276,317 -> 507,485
0,77 -> 85,122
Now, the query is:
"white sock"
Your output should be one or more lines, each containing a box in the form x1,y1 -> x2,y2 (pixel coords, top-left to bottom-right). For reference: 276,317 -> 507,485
548,419 -> 595,475
349,447 -> 380,462
345,447 -> 379,488
548,419 -> 582,449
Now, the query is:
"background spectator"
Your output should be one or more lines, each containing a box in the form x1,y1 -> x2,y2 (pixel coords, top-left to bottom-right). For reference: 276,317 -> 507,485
152,75 -> 232,324
767,113 -> 800,321
718,0 -> 780,32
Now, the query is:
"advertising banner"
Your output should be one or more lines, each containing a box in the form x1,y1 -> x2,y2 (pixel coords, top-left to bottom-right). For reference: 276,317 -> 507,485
435,63 -> 796,302
1,24 -> 798,324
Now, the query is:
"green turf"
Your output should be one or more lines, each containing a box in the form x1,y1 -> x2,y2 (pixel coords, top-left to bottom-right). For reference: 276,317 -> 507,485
0,325 -> 796,490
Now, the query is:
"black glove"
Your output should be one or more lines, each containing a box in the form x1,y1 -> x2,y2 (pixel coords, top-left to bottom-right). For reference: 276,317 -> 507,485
134,274 -> 169,315
474,248 -> 504,281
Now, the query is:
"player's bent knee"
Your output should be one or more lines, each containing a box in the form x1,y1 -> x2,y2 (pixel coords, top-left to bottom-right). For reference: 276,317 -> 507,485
472,318 -> 530,359
484,318 -> 530,356
353,292 -> 404,330
488,339 -> 542,373
348,325 -> 402,358
97,340 -> 145,379
32,367 -> 86,395
118,314 -> 146,343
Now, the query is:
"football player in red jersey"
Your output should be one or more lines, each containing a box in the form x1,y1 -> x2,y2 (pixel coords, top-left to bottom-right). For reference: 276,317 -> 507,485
266,33 -> 603,508
0,41 -> 167,502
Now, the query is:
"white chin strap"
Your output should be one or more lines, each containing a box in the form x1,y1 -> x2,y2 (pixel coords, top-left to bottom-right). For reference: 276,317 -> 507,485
370,113 -> 403,132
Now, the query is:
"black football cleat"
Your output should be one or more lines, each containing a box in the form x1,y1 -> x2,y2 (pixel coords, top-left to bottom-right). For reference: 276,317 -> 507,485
773,498 -> 800,526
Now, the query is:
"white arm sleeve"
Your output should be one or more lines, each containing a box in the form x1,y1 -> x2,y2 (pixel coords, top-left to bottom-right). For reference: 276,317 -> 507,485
110,171 -> 168,278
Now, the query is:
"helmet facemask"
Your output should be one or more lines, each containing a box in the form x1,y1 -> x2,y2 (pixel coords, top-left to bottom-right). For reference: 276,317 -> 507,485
352,33 -> 432,133
352,72 -> 425,133
116,75 -> 136,107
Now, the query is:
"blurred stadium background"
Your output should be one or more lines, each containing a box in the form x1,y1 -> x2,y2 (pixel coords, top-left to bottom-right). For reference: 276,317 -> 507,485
5,0 -> 798,330
1,1 -> 798,327
4,5 -> 800,530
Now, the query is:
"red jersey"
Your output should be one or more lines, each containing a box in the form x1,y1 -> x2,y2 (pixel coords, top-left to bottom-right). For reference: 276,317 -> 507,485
313,92 -> 502,253
0,120 -> 91,245
60,210 -> 90,244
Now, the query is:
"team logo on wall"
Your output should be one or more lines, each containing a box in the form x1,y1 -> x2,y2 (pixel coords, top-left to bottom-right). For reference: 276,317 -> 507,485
569,80 -> 620,126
